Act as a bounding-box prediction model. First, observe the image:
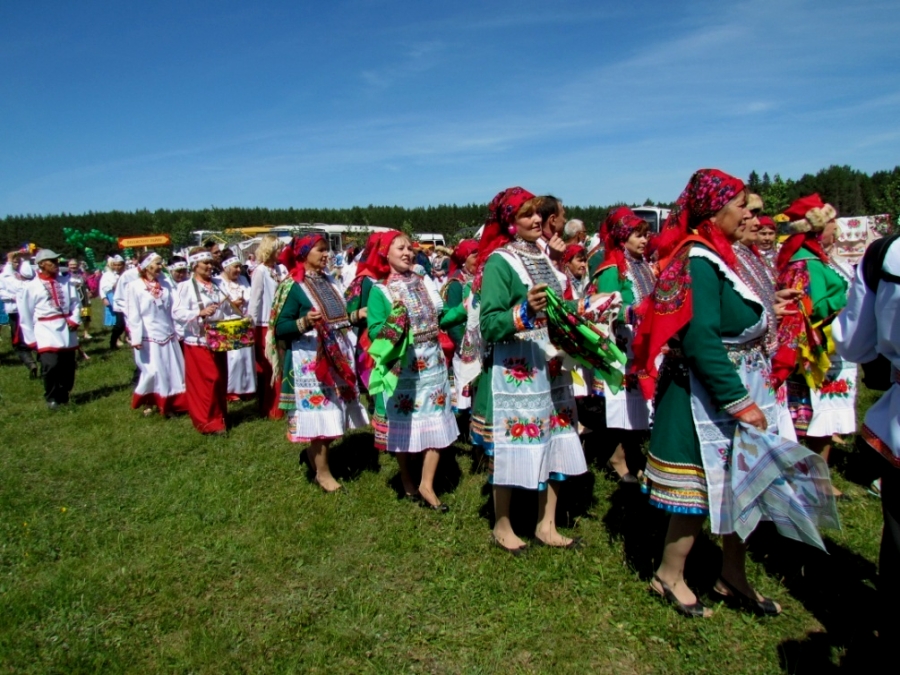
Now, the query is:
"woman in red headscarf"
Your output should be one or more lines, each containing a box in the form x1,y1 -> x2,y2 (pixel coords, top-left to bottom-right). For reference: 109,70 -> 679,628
589,206 -> 655,482
441,238 -> 479,415
270,234 -> 369,493
632,169 -> 783,618
773,194 -> 854,494
471,187 -> 621,554
365,231 -> 467,511
344,231 -> 391,395
562,244 -> 588,300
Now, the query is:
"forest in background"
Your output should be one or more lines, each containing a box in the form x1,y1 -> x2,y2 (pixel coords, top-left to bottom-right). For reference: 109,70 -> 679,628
2,164 -> 899,259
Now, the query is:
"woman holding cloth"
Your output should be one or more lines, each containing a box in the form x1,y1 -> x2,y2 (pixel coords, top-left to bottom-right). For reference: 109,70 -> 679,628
124,251 -> 187,417
472,188 -> 620,553
271,234 -> 369,493
633,169 -> 782,618
365,230 -> 466,511
172,247 -> 242,435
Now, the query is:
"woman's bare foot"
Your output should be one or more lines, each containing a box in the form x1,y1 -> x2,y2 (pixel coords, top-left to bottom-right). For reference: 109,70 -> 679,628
534,526 -> 574,548
315,474 -> 342,493
492,527 -> 527,551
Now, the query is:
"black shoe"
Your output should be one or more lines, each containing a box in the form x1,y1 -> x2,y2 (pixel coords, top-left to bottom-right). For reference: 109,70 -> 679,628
619,473 -> 640,485
419,500 -> 449,513
650,574 -> 710,618
713,576 -> 781,616
402,492 -> 422,503
46,401 -> 59,411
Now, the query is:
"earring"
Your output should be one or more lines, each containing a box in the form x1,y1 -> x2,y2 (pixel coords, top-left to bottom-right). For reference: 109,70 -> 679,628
508,225 -> 517,237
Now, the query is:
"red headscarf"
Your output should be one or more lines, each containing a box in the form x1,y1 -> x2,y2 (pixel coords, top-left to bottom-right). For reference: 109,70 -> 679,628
599,206 -> 647,279
654,169 -> 745,269
474,187 -> 536,289
757,215 -> 777,231
353,231 -> 387,280
280,233 -> 325,283
449,238 -> 479,277
562,243 -> 585,265
356,230 -> 403,282
631,169 -> 746,399
775,194 -> 833,272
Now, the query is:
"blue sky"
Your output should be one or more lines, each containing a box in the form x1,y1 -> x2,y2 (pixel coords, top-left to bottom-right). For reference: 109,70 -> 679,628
2,0 -> 899,216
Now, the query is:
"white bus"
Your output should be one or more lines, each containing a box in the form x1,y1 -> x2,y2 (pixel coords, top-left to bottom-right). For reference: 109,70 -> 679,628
632,207 -> 671,234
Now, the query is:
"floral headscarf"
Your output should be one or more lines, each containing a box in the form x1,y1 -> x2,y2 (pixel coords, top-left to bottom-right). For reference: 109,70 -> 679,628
653,169 -> 745,268
474,186 -> 536,289
599,206 -> 647,279
280,233 -> 326,283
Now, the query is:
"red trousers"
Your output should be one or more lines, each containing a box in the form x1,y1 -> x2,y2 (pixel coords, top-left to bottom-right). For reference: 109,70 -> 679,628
184,344 -> 228,434
254,326 -> 284,420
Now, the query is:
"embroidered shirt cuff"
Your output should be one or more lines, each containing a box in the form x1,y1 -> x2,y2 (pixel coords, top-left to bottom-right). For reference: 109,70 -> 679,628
512,302 -> 536,332
723,395 -> 752,416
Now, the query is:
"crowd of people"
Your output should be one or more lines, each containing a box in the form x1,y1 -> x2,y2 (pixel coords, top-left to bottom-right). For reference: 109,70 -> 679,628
2,168 -> 898,630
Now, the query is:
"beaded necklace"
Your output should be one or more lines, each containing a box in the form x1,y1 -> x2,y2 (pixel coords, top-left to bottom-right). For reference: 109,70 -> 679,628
303,272 -> 350,327
506,238 -> 563,295
734,244 -> 778,356
386,272 -> 437,340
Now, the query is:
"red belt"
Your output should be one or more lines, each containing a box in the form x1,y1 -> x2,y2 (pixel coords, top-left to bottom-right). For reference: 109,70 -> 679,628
38,314 -> 68,322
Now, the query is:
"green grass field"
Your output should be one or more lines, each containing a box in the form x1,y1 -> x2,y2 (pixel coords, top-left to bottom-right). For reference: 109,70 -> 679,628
0,309 -> 888,673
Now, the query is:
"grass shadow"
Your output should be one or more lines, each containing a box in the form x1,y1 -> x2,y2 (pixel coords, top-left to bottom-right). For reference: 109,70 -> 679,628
738,525 -> 883,672
226,399 -> 261,430
832,435 -> 884,489
329,431 -> 381,481
71,381 -> 133,405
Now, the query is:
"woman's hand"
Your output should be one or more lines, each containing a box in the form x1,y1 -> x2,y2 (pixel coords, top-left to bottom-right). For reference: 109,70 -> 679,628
102,298 -> 110,307
357,307 -> 367,321
527,284 -> 549,313
773,288 -> 803,317
198,304 -> 218,318
307,309 -> 323,324
775,288 -> 803,302
735,402 -> 767,431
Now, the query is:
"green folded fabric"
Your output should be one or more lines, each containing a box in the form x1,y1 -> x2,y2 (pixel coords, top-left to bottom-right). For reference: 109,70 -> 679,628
545,288 -> 627,394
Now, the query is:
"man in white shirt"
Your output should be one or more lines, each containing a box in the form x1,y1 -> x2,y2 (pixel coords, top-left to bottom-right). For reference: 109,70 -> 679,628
18,249 -> 81,409
833,235 -> 900,636
1,249 -> 39,377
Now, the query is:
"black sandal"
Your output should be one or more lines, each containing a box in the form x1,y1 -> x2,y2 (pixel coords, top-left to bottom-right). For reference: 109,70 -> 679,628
714,577 -> 781,616
650,574 -> 710,618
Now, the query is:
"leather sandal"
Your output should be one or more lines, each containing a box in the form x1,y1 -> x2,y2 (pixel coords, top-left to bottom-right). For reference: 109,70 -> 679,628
650,574 -> 710,618
714,576 -> 781,616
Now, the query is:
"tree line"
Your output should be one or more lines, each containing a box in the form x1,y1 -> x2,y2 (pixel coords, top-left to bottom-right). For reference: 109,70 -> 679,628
2,164 -> 897,260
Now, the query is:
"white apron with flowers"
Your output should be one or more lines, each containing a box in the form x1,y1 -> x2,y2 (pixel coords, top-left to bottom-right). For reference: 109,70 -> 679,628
489,250 -> 587,490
